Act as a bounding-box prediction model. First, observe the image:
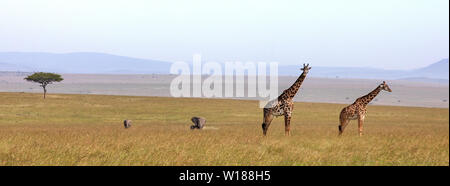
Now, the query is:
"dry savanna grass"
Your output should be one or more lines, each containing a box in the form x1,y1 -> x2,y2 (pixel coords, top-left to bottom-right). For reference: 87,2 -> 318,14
0,92 -> 448,166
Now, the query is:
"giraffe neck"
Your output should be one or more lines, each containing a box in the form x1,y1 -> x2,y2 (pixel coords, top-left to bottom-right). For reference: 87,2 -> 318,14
357,86 -> 382,106
282,72 -> 307,99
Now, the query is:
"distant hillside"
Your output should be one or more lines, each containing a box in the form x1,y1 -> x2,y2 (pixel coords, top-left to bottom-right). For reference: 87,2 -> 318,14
412,58 -> 449,79
0,52 -> 171,74
0,62 -> 35,72
0,52 -> 447,82
279,59 -> 448,81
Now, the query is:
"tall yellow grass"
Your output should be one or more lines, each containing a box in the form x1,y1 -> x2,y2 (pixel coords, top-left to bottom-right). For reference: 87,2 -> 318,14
0,92 -> 448,165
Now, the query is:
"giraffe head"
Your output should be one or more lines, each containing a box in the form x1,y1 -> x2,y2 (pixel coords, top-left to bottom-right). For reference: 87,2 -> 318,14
301,63 -> 312,74
380,81 -> 392,92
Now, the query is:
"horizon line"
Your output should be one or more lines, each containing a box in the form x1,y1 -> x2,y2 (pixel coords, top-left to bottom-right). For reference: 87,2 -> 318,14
0,50 -> 448,71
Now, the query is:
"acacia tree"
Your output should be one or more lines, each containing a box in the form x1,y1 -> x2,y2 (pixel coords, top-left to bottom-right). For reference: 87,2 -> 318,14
24,72 -> 63,99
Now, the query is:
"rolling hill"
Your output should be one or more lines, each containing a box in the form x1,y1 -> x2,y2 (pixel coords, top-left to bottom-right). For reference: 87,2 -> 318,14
0,52 -> 448,82
0,52 -> 171,74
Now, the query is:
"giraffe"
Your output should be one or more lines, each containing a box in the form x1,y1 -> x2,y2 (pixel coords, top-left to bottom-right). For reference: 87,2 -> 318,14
338,81 -> 392,136
261,63 -> 311,136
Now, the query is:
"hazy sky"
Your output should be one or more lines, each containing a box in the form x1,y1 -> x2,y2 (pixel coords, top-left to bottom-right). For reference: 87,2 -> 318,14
0,0 -> 448,69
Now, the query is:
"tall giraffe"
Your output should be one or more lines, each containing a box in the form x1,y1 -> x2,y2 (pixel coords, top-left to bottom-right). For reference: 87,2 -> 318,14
338,81 -> 392,136
261,63 -> 311,136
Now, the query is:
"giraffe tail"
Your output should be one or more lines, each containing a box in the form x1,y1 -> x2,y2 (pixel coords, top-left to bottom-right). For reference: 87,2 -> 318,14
261,123 -> 267,136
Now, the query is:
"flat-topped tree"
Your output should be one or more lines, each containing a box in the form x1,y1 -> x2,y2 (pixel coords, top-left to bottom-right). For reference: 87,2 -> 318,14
25,72 -> 63,99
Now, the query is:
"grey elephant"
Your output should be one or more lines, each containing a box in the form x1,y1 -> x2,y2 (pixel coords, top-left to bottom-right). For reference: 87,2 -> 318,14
190,117 -> 206,130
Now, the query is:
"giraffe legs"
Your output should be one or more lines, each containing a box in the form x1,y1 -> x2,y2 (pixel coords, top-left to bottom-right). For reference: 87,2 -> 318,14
338,116 -> 350,136
358,115 -> 365,137
262,109 -> 274,136
284,113 -> 292,136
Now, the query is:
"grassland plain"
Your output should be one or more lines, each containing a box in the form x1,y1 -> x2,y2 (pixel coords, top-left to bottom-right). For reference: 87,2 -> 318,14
0,92 -> 448,166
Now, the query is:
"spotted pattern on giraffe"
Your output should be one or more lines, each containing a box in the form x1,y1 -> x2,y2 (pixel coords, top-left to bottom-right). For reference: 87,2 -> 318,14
338,81 -> 392,136
261,63 -> 311,136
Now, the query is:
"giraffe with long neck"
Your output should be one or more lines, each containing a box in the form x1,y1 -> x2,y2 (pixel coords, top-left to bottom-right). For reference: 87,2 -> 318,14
261,63 -> 311,136
338,81 -> 392,136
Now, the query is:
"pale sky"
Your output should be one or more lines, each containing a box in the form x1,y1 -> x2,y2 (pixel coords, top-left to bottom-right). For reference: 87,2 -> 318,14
0,0 -> 448,69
